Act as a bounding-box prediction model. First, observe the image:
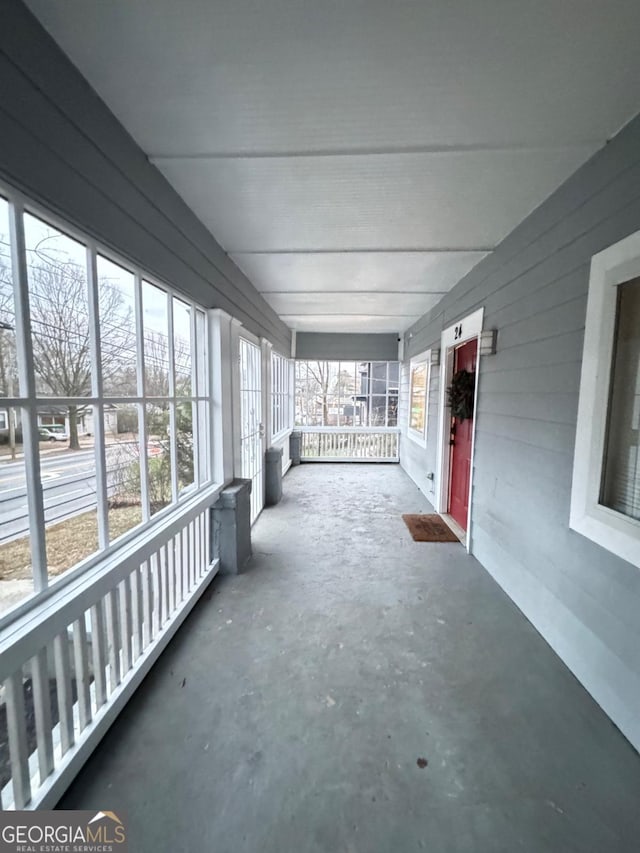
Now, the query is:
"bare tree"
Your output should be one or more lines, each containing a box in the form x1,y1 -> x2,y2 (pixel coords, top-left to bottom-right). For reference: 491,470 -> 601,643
27,247 -> 135,450
0,243 -> 17,399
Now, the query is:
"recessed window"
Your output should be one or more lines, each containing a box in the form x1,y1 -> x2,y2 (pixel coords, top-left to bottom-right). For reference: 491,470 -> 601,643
571,229 -> 640,566
407,351 -> 431,446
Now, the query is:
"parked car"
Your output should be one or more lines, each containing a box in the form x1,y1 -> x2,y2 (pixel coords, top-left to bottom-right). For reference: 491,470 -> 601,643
38,427 -> 69,442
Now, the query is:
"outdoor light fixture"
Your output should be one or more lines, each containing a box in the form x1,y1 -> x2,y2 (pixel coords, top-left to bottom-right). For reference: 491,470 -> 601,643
430,348 -> 441,366
479,329 -> 498,356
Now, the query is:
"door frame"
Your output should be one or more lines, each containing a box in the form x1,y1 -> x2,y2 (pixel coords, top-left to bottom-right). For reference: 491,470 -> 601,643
434,307 -> 484,550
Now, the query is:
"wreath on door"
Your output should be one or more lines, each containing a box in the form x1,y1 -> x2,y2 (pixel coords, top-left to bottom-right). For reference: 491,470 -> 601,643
447,370 -> 476,421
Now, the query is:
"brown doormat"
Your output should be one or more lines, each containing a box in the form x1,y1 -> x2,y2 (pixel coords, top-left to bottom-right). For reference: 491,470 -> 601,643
402,514 -> 460,542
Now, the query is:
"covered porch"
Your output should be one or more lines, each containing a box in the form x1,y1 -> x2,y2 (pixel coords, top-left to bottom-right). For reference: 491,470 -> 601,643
57,464 -> 640,852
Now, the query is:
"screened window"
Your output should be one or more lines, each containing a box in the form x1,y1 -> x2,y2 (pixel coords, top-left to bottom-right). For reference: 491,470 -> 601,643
271,351 -> 292,439
407,351 -> 431,445
0,186 -> 212,617
295,361 -> 399,427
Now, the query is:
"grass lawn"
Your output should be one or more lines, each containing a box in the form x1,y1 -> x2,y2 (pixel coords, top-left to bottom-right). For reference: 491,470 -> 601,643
0,506 -> 143,581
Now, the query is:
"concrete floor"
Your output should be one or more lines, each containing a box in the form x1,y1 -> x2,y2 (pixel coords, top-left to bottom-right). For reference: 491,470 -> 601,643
60,464 -> 640,852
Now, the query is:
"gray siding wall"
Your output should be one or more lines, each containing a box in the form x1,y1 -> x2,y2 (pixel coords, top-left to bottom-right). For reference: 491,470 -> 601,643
296,332 -> 399,361
401,113 -> 640,751
0,1 -> 290,354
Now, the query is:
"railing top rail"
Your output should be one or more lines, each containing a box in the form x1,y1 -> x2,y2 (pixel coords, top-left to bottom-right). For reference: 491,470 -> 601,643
0,483 -> 221,679
297,426 -> 400,433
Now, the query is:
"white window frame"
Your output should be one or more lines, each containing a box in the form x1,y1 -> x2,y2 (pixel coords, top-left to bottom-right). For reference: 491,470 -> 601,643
406,350 -> 431,447
0,410 -> 7,430
271,350 -> 292,442
0,177 -> 216,624
570,228 -> 640,567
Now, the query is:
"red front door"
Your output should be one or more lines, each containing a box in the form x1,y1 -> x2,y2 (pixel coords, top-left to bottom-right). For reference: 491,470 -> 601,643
448,338 -> 477,531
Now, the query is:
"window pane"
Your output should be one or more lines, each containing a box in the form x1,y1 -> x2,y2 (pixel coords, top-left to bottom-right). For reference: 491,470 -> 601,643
601,278 -> 640,518
294,361 -> 399,428
409,363 -> 427,433
173,297 -> 192,396
146,402 -> 171,515
176,401 -> 195,495
0,450 -> 34,615
105,405 -> 144,541
39,433 -> 100,584
97,255 -> 137,396
24,213 -> 91,402
142,281 -> 170,397
0,196 -> 17,401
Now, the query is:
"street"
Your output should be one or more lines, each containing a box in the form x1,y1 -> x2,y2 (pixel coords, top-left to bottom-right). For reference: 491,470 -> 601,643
0,450 -> 99,544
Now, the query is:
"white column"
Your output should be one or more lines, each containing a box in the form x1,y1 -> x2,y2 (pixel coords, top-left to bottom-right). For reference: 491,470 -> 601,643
208,309 -> 236,485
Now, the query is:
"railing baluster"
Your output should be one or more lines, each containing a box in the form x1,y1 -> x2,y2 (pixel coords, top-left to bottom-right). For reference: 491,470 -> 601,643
204,509 -> 211,572
182,527 -> 190,595
174,532 -> 183,603
141,559 -> 153,647
5,670 -> 31,808
160,543 -> 169,623
104,589 -> 121,692
167,537 -> 176,615
72,617 -> 92,732
31,648 -> 54,785
130,566 -> 143,661
90,602 -> 107,710
118,579 -> 132,674
53,630 -> 75,755
151,551 -> 162,635
189,521 -> 196,589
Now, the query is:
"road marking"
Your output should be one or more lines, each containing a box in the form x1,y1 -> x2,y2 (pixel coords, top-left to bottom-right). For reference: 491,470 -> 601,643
43,489 -> 87,505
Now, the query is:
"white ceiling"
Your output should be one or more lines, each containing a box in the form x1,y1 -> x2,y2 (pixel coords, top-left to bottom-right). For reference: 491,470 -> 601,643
26,0 -> 640,334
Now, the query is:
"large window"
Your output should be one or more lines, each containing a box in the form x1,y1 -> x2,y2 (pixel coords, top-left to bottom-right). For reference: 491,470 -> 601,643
571,228 -> 640,567
295,361 -> 398,427
271,351 -> 292,440
0,186 -> 212,617
407,350 -> 431,445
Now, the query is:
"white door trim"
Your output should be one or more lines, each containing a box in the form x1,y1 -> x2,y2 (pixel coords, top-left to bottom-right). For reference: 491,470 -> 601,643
435,307 -> 484,550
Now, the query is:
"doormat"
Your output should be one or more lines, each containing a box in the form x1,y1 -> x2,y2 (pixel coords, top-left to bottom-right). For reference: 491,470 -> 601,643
402,514 -> 460,543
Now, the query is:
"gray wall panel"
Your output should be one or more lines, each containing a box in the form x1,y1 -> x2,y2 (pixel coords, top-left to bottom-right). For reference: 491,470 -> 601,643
400,112 -> 640,750
0,2 -> 290,353
295,332 -> 399,361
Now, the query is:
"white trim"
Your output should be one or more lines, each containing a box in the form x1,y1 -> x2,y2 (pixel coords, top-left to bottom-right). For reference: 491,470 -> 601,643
570,228 -> 640,566
434,307 -> 484,551
406,348 -> 431,447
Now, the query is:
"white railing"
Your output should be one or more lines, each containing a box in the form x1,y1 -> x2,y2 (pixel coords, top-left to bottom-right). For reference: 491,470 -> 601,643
0,485 -> 220,810
299,427 -> 400,462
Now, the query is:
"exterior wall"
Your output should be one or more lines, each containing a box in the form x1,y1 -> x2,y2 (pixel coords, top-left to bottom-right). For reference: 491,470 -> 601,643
296,332 -> 399,361
400,113 -> 640,750
0,1 -> 290,356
